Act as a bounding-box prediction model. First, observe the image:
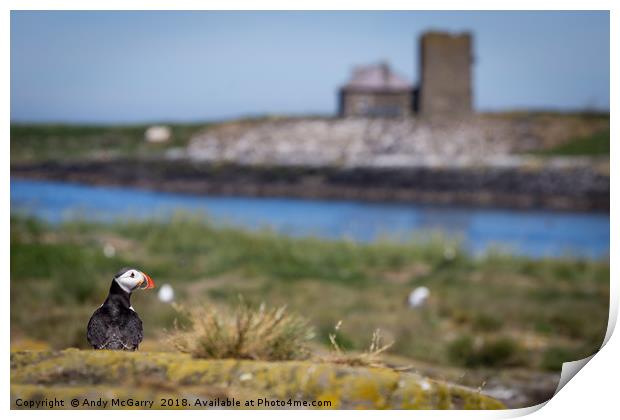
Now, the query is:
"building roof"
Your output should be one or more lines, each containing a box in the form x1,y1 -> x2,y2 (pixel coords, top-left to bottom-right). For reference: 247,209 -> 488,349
341,62 -> 412,93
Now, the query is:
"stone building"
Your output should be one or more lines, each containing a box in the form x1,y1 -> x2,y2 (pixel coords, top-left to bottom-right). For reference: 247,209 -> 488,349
338,62 -> 412,118
338,31 -> 473,118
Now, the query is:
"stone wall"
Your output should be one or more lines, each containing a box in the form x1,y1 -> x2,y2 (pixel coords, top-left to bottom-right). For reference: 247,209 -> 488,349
184,115 -> 607,167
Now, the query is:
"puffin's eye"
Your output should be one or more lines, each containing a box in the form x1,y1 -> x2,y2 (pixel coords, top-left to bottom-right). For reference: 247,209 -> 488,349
130,272 -> 135,278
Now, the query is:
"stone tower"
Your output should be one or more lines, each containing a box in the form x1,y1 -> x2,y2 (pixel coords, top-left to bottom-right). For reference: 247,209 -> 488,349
418,32 -> 473,117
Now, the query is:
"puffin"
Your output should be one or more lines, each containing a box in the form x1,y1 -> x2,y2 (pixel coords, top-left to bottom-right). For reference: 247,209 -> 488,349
87,267 -> 155,351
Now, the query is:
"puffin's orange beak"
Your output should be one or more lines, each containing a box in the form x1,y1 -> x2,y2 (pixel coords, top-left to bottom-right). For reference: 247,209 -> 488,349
142,272 -> 155,289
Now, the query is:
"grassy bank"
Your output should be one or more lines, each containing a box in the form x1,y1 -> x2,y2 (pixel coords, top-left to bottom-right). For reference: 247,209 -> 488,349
11,215 -> 608,373
538,129 -> 610,156
9,123 -> 204,163
10,117 -> 301,163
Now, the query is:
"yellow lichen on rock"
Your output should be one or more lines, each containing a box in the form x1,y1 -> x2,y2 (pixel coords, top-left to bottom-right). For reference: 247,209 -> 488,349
11,350 -> 505,410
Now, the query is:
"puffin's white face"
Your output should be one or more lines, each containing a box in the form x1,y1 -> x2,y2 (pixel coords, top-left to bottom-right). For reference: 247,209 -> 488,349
115,269 -> 155,293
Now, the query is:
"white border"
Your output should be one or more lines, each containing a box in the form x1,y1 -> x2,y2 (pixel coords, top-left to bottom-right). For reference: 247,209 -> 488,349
4,2 -> 616,420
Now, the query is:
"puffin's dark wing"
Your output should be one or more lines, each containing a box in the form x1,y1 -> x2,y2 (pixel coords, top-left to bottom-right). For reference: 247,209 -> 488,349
87,308 -> 109,349
122,311 -> 144,350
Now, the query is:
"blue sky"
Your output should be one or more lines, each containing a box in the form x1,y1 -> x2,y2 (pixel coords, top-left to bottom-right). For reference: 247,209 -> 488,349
11,11 -> 609,124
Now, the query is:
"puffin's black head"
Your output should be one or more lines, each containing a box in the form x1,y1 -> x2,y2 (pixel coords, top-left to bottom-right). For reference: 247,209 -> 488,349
113,267 -> 155,294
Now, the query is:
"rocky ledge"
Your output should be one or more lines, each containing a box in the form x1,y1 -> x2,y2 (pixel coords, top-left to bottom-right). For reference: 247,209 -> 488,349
11,350 -> 505,410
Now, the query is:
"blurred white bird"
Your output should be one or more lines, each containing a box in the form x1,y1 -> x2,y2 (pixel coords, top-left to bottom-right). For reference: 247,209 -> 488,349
157,284 -> 175,303
145,125 -> 171,143
103,243 -> 116,258
408,286 -> 430,308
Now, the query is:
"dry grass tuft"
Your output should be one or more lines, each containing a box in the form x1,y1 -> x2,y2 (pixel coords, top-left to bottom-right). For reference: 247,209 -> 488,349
169,299 -> 314,361
322,320 -> 394,368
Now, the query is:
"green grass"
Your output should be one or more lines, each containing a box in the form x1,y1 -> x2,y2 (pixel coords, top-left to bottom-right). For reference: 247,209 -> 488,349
10,123 -> 205,163
447,335 -> 524,368
539,130 -> 610,156
540,346 -> 578,371
10,214 -> 609,373
10,117 -> 314,164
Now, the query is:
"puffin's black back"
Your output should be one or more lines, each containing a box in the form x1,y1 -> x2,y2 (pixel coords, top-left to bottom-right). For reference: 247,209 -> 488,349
87,279 -> 144,350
